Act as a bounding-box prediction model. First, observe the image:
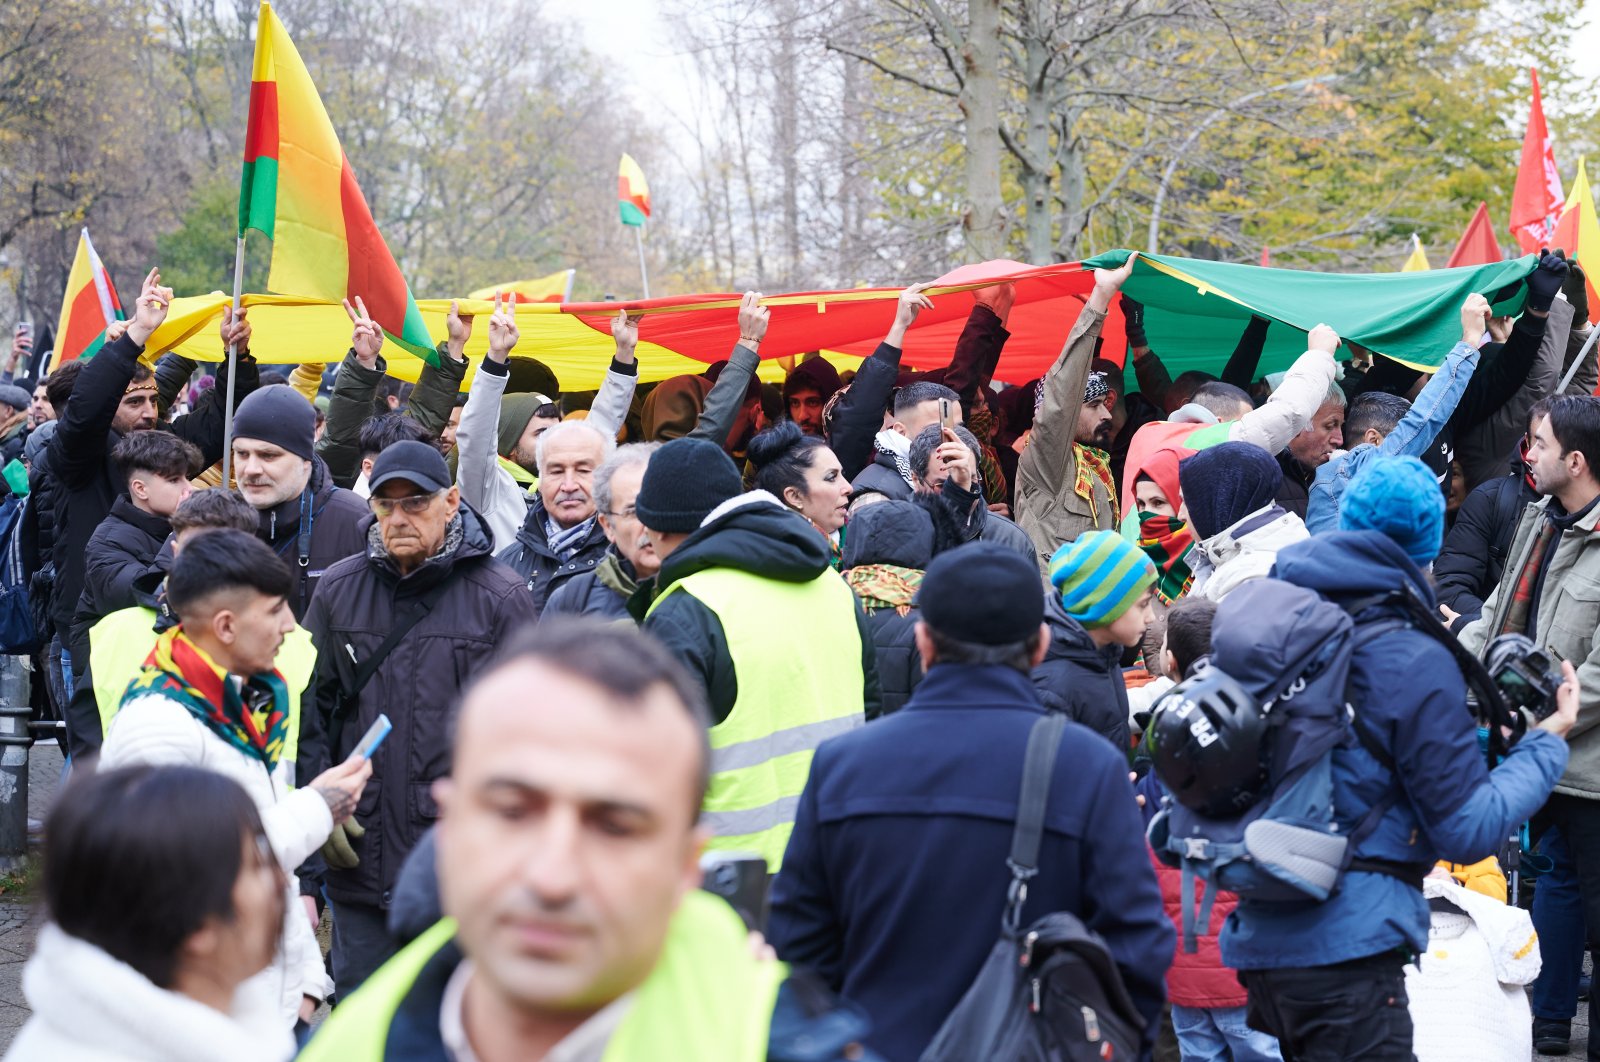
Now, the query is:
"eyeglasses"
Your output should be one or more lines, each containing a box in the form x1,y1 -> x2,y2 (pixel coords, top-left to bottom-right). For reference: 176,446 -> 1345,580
601,505 -> 638,519
369,490 -> 443,517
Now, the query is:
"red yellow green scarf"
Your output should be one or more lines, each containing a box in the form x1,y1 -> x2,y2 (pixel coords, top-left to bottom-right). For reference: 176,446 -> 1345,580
1074,444 -> 1119,527
122,627 -> 292,769
1136,512 -> 1195,605
845,563 -> 924,616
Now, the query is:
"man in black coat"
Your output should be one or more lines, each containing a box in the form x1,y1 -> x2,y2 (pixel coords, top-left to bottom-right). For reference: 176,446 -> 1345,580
300,441 -> 537,998
49,270 -> 256,754
229,385 -> 369,620
768,543 -> 1172,1061
497,419 -> 614,614
541,441 -> 660,621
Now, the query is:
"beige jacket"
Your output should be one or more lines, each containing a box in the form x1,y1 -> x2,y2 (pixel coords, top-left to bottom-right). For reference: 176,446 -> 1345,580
1015,305 -> 1117,573
1460,493 -> 1600,797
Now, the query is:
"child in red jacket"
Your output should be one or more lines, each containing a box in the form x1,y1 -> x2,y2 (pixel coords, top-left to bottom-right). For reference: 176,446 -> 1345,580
1145,598 -> 1282,1061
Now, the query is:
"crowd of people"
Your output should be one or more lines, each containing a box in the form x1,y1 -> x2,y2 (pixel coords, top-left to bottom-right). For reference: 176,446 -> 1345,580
1,245 -> 1598,1062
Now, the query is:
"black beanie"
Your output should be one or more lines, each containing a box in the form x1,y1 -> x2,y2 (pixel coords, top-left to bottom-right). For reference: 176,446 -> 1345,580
635,437 -> 743,533
230,385 -> 315,461
1178,441 -> 1283,541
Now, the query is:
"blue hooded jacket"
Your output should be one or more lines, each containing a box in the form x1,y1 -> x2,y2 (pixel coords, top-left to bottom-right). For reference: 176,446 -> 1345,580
1220,530 -> 1568,969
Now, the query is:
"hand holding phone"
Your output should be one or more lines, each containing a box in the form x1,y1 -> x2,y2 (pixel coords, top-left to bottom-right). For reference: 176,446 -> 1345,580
939,398 -> 951,430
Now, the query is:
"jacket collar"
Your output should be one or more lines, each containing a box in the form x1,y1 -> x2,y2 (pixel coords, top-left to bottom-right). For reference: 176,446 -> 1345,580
903,662 -> 1045,712
110,493 -> 174,541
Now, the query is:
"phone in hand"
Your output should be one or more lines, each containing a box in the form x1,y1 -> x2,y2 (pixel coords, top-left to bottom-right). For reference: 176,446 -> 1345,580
939,397 -> 951,431
353,714 -> 392,759
701,851 -> 770,931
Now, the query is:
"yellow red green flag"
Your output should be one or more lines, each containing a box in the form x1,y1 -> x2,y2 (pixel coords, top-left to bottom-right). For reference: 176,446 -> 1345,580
618,154 -> 650,227
238,2 -> 436,363
467,269 -> 575,304
51,228 -> 125,372
1552,157 -> 1600,325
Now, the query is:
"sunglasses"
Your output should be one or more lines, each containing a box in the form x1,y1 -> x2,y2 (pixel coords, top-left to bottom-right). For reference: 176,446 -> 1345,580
369,489 -> 443,517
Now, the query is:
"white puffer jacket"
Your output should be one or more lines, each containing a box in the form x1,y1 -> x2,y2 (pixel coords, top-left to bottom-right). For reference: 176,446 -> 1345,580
1190,503 -> 1309,603
5,923 -> 295,1062
100,692 -> 334,1025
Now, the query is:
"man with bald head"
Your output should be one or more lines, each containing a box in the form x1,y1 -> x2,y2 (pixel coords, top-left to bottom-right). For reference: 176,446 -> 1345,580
300,619 -> 874,1061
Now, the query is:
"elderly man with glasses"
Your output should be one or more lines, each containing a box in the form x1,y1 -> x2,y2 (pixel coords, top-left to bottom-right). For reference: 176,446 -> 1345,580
300,439 -> 537,999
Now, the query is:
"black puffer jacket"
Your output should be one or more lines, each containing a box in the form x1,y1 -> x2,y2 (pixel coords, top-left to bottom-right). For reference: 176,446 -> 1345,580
634,493 -> 880,724
840,500 -> 933,718
1274,449 -> 1316,519
256,455 -> 370,620
1435,452 -> 1538,630
1031,594 -> 1131,753
70,495 -> 171,652
497,494 -> 610,615
541,550 -> 637,622
49,333 -> 255,632
300,504 -> 538,909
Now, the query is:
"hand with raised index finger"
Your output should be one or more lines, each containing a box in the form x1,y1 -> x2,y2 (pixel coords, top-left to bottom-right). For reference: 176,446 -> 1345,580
444,299 -> 473,363
128,268 -> 172,346
612,307 -> 641,364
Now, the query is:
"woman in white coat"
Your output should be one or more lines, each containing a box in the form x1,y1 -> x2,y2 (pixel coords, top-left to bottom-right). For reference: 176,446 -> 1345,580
98,529 -> 370,1028
7,765 -> 297,1062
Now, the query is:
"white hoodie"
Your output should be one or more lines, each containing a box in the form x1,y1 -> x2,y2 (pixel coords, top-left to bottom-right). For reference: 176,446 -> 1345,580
1189,503 -> 1309,603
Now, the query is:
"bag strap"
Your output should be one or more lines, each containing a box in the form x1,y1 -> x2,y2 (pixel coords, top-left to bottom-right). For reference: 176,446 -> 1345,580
328,575 -> 455,752
1003,711 -> 1067,935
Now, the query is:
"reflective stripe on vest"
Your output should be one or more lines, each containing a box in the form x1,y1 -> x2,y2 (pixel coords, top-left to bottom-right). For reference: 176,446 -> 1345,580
298,892 -> 783,1062
647,564 -> 864,870
90,607 -> 317,764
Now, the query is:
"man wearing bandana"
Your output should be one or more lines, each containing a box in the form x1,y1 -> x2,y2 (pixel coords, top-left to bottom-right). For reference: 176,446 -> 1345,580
1014,258 -> 1131,574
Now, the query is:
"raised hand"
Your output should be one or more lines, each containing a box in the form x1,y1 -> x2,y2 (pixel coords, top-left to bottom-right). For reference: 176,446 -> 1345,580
612,307 -> 642,364
445,299 -> 472,363
127,268 -> 173,347
1088,255 -> 1136,314
737,291 -> 769,349
342,296 -> 383,367
220,305 -> 252,355
1307,323 -> 1339,354
886,282 -> 935,347
1460,293 -> 1491,345
486,292 -> 519,364
972,282 -> 1016,326
935,426 -> 976,490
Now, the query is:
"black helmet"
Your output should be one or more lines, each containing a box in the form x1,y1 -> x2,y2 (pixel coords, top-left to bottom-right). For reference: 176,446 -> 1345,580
1147,667 -> 1269,819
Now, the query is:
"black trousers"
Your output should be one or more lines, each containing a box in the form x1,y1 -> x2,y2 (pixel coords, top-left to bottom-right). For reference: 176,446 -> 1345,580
1240,953 -> 1414,1062
1532,793 -> 1600,1057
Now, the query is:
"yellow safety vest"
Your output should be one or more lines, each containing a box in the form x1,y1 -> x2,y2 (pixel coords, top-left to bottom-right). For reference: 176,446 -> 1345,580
88,606 -> 317,764
298,890 -> 785,1062
647,566 -> 865,870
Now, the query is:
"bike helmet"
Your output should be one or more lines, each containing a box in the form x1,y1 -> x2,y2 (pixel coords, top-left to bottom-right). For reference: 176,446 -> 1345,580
1146,667 -> 1270,818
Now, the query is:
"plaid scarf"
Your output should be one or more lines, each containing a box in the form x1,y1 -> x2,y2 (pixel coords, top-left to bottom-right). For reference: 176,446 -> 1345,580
121,627 -> 291,769
545,512 -> 597,560
1073,444 -> 1119,527
1137,512 -> 1195,605
1500,514 -> 1561,638
845,563 -> 923,616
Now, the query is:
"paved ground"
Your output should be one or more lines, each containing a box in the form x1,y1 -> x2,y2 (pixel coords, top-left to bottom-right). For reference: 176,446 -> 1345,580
0,741 -> 1588,1056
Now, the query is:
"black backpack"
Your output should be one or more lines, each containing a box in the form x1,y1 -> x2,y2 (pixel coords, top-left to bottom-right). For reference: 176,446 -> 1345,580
920,712 -> 1146,1062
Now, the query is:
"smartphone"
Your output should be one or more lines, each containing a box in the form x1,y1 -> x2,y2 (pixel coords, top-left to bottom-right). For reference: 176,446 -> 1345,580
939,397 -> 951,431
700,851 -> 770,931
353,714 -> 392,759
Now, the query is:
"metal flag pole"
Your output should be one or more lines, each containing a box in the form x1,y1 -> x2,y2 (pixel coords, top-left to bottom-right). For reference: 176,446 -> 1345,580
220,234 -> 246,486
634,224 -> 650,299
1558,319 -> 1600,394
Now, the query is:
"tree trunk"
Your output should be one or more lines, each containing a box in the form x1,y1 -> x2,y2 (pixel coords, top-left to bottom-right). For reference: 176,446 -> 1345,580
960,0 -> 1004,260
776,2 -> 801,285
1021,33 -> 1053,265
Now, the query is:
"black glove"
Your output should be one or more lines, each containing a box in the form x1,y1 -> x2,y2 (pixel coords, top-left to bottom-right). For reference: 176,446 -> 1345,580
1120,294 -> 1148,349
1564,258 -> 1589,323
1527,248 -> 1571,313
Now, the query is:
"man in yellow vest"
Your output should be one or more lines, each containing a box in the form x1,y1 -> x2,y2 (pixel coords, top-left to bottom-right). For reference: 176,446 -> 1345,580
630,436 -> 879,871
300,619 -> 875,1061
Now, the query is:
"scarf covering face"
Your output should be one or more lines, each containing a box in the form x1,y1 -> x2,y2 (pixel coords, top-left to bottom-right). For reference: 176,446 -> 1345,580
1074,444 -> 1119,526
845,563 -> 923,615
1137,512 -> 1195,605
123,626 -> 291,768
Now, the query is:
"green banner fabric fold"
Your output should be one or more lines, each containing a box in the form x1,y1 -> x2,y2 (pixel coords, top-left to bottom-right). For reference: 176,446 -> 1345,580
1082,250 -> 1538,375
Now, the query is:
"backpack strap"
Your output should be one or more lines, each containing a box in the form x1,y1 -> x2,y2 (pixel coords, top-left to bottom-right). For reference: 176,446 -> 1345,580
1002,711 -> 1067,935
327,575 -> 456,754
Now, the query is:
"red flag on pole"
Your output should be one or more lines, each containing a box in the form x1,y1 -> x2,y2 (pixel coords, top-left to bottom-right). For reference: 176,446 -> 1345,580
1510,68 -> 1564,255
1446,202 -> 1504,268
1259,246 -> 1271,267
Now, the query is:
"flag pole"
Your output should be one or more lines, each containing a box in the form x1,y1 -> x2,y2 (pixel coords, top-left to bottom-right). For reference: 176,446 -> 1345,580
1559,322 -> 1600,394
220,234 -> 246,487
634,224 -> 650,299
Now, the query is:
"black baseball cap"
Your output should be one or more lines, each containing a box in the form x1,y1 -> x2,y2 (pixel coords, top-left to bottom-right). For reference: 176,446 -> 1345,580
367,440 -> 452,494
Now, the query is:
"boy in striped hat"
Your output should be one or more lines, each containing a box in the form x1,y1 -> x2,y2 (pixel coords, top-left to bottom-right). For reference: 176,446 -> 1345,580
1030,529 -> 1158,752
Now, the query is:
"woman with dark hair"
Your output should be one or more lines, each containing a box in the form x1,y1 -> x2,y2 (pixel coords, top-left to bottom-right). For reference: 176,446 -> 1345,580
747,420 -> 853,560
8,765 -> 294,1061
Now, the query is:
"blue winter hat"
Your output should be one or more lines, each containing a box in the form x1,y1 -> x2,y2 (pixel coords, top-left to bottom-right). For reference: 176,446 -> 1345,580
1339,454 -> 1445,566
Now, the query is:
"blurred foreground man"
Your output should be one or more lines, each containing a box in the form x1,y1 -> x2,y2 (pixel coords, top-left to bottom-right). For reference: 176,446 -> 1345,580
300,620 -> 876,1061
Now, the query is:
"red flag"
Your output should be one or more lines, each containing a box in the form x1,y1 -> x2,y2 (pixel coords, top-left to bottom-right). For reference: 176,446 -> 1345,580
1510,68 -> 1563,255
1260,246 -> 1271,267
1446,202 -> 1503,268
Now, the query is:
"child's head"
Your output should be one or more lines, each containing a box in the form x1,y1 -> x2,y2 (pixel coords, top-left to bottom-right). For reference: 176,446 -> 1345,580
1162,596 -> 1217,680
1048,530 -> 1157,649
112,430 -> 201,518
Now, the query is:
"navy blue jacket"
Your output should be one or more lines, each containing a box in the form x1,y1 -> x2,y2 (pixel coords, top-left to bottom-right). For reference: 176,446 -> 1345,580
1221,531 -> 1568,970
767,663 -> 1172,1062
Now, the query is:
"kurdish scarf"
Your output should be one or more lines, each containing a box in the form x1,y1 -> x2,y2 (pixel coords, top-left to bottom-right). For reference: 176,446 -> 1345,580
1074,444 -> 1119,527
122,627 -> 292,769
1137,512 -> 1195,605
845,563 -> 923,616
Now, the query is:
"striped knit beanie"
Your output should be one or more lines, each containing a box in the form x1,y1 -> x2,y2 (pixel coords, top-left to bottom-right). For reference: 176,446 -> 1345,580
1048,529 -> 1157,629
